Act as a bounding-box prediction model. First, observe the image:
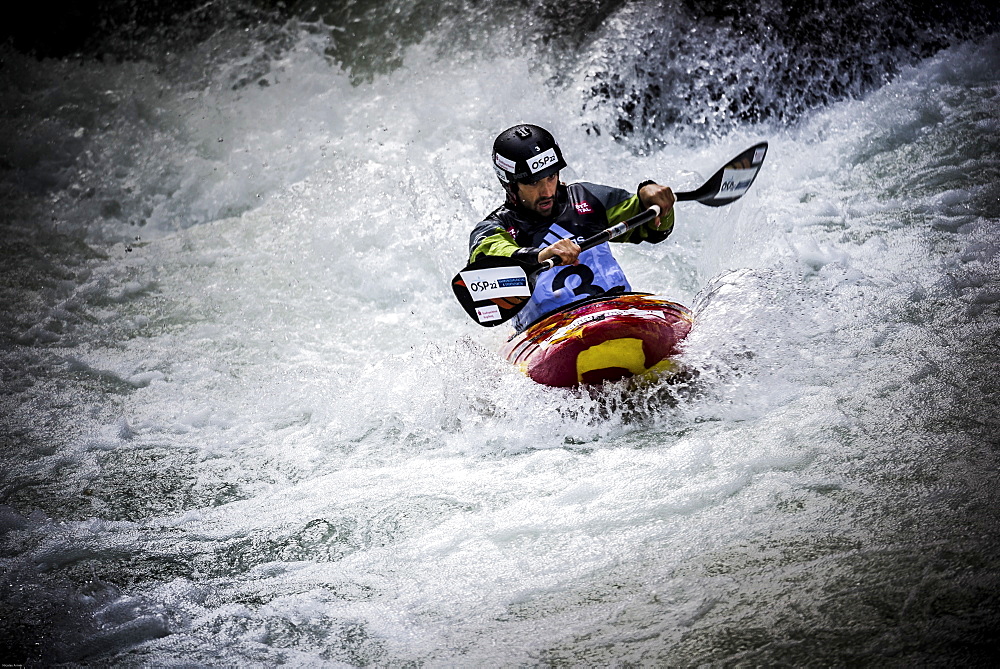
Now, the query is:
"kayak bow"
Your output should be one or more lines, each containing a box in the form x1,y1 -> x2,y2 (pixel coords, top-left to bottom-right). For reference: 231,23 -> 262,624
500,293 -> 693,387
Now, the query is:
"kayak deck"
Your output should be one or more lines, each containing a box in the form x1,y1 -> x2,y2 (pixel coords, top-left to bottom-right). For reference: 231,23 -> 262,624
499,293 -> 693,387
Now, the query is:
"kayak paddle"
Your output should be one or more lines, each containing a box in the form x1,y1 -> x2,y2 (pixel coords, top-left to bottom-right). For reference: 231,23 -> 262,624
452,141 -> 768,327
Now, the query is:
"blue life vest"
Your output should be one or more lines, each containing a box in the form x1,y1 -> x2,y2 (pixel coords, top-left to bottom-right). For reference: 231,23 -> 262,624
512,220 -> 630,330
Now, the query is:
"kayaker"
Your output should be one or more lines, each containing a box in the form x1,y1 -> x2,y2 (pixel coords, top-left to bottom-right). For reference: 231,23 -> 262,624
468,123 -> 678,331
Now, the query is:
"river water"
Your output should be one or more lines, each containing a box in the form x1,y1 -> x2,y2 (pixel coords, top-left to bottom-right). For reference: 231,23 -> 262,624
2,1 -> 999,665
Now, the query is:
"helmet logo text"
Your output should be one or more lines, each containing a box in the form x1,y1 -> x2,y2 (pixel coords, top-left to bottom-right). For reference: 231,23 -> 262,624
528,148 -> 559,174
494,152 -> 516,172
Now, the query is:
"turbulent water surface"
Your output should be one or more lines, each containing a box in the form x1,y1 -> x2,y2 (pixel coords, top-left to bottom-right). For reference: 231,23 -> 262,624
2,0 -> 999,665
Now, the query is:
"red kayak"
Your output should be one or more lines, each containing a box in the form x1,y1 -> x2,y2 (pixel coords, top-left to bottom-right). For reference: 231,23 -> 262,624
499,293 -> 693,387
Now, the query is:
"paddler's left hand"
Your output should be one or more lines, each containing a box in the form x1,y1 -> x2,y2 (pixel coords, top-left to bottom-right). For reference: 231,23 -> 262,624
639,182 -> 676,229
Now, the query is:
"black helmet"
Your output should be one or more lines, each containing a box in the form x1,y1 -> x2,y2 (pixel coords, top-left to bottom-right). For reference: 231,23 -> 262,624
492,124 -> 568,191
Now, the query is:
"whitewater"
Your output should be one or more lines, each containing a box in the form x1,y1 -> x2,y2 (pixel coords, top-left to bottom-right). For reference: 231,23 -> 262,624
2,3 -> 998,665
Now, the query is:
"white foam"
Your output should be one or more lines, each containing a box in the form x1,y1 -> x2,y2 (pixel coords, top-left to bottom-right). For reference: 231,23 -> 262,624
1,21 -> 997,667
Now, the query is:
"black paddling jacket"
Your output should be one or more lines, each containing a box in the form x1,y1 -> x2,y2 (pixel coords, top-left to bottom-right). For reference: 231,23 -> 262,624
468,182 -> 674,264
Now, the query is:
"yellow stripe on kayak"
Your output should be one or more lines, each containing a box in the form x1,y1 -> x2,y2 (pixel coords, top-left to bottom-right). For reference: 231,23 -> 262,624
576,337 -> 647,383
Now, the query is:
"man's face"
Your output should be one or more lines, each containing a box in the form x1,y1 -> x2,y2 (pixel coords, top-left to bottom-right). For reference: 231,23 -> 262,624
516,173 -> 559,217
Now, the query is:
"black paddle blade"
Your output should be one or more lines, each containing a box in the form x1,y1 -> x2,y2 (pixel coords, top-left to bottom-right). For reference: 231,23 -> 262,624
452,255 -> 539,327
676,141 -> 768,207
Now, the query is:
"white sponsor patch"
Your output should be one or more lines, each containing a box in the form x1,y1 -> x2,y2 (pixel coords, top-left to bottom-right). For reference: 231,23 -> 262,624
459,266 -> 531,301
528,147 -> 559,174
476,304 -> 502,323
716,167 -> 759,199
494,152 -> 516,172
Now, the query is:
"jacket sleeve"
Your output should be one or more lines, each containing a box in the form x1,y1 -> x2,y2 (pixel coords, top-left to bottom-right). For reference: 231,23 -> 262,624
468,215 -> 540,264
578,181 -> 675,244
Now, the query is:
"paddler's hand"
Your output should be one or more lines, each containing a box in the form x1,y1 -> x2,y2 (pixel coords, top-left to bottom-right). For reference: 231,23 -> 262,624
639,182 -> 676,229
538,238 -> 581,266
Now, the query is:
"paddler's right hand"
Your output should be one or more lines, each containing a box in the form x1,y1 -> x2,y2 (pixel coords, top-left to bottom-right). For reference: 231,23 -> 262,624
538,238 -> 582,266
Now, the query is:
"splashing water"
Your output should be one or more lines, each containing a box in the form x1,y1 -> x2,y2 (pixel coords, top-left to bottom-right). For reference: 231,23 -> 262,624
1,2 -> 999,664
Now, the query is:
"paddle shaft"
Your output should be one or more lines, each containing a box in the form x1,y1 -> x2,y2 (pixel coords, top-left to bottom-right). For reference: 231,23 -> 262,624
539,204 -> 661,271
539,164 -> 753,270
